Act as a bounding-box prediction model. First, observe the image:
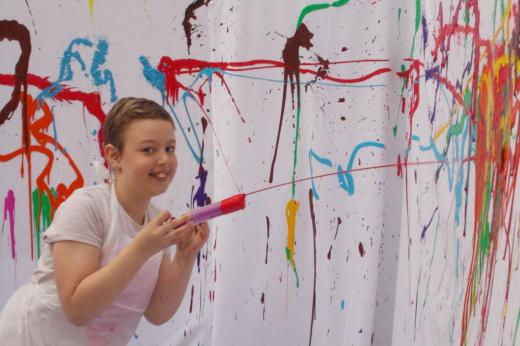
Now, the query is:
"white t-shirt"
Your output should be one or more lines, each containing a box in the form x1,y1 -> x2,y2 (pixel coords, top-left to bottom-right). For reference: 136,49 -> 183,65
0,183 -> 168,346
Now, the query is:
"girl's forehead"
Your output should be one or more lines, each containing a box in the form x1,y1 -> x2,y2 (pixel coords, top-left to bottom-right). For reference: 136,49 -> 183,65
123,118 -> 175,140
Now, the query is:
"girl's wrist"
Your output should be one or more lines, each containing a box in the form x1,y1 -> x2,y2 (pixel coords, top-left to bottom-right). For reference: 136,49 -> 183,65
173,248 -> 197,266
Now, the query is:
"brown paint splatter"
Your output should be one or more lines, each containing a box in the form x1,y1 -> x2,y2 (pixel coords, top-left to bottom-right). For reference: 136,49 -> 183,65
189,284 -> 195,313
265,216 -> 270,264
269,24 -> 313,182
182,0 -> 210,54
358,242 -> 365,257
0,20 -> 31,152
327,217 -> 342,260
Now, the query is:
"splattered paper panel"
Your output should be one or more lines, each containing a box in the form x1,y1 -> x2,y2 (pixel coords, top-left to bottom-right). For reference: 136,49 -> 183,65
1,1 -> 519,345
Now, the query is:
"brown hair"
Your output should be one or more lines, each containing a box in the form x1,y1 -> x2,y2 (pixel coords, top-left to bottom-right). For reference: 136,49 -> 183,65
102,97 -> 174,151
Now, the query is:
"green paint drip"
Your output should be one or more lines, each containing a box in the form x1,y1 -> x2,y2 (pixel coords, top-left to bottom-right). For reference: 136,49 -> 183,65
32,188 -> 54,259
284,247 -> 300,288
514,307 -> 520,346
393,125 -> 398,137
296,0 -> 350,29
409,0 -> 421,57
291,106 -> 302,198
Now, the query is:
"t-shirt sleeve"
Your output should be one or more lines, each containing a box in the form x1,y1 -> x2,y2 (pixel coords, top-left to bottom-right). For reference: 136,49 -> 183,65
43,190 -> 104,248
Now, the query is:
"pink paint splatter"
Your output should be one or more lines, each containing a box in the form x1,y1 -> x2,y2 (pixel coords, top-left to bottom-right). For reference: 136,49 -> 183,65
3,190 -> 16,259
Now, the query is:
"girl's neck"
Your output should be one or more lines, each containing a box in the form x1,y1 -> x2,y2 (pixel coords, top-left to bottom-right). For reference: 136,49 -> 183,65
113,179 -> 150,226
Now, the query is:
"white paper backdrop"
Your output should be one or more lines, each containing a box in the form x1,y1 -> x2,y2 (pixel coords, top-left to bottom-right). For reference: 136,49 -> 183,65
1,1 -> 519,345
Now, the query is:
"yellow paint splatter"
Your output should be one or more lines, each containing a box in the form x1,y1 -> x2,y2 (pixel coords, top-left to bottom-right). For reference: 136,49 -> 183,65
88,0 -> 94,18
285,199 -> 300,287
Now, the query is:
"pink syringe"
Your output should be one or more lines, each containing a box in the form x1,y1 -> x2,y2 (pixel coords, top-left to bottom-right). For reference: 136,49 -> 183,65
184,193 -> 246,224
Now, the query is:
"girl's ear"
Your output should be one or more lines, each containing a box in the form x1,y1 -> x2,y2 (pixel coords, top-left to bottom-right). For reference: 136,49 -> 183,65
104,144 -> 121,171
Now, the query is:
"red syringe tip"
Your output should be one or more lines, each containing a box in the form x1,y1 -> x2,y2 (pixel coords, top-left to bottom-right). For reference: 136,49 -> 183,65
220,193 -> 246,215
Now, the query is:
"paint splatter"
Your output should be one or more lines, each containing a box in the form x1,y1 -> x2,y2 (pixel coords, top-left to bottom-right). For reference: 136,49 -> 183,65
182,0 -> 210,54
3,190 -> 16,259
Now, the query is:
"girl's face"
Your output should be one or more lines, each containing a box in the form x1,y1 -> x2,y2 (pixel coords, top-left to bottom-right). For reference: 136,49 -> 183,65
111,118 -> 177,200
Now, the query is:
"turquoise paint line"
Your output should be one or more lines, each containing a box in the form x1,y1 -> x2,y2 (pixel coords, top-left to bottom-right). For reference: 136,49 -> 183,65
50,106 -> 59,152
36,38 -> 92,104
181,93 -> 203,154
167,103 -> 201,163
57,38 -> 93,82
337,141 -> 385,195
91,39 -> 117,102
308,149 -> 333,200
140,56 -> 166,102
222,71 -> 386,88
410,134 -> 453,188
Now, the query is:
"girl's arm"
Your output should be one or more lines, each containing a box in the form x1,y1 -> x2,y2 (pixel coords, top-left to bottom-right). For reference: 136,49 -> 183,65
144,222 -> 210,325
53,211 -> 190,326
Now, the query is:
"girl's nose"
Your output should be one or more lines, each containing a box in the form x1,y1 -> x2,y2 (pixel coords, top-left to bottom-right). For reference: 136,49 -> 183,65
157,150 -> 168,164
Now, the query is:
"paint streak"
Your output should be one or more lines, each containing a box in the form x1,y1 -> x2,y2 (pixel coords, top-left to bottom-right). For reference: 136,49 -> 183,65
296,0 -> 350,29
37,38 -> 117,104
0,20 -> 31,133
327,217 -> 342,260
261,292 -> 266,320
88,0 -> 94,18
265,216 -> 270,264
285,199 -> 300,287
182,0 -> 210,54
420,207 -> 438,240
358,242 -> 365,257
189,284 -> 194,313
3,190 -> 16,259
308,189 -> 318,346
23,0 -> 37,34
340,299 -> 346,311
32,188 -> 53,259
269,23 -> 314,185
90,39 -> 117,102
0,73 -> 105,258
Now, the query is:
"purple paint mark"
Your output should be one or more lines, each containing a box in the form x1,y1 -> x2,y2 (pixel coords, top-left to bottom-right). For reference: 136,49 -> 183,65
193,118 -> 211,208
421,15 -> 428,51
3,190 -> 16,259
421,207 -> 438,240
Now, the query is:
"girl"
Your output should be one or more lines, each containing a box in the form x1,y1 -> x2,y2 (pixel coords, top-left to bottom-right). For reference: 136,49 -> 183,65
0,97 -> 209,345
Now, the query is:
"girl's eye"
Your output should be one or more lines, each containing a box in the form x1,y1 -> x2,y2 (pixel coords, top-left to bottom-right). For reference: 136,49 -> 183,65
166,146 -> 176,153
142,147 -> 156,153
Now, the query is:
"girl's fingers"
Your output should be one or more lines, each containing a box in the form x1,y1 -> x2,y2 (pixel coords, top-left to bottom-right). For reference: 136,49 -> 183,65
167,222 -> 193,244
154,210 -> 172,225
170,214 -> 191,230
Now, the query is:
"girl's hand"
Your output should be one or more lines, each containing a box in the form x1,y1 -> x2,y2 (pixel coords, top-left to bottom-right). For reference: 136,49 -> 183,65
175,222 -> 210,259
132,211 -> 191,258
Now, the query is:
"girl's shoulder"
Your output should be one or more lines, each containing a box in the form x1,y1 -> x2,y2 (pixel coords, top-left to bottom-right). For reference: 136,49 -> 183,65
67,184 -> 111,206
